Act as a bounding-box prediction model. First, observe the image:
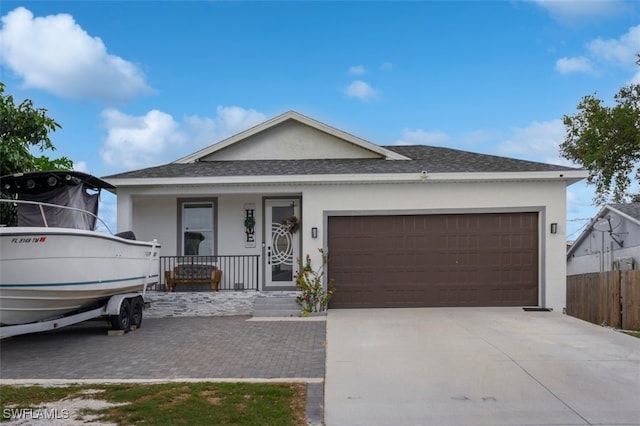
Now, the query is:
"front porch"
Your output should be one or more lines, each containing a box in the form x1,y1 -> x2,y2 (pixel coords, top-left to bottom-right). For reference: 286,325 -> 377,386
157,255 -> 261,292
150,255 -> 305,317
130,194 -> 307,293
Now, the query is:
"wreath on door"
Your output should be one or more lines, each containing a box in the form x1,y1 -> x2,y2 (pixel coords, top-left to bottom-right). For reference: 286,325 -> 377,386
281,215 -> 299,234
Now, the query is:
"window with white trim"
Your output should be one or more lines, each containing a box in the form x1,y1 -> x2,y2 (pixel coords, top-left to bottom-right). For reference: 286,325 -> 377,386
181,201 -> 215,256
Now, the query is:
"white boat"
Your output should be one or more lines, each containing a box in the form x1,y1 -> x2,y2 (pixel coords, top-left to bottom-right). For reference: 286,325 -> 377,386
0,171 -> 160,326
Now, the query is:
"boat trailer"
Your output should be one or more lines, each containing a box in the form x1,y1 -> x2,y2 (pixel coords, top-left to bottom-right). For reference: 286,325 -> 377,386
0,293 -> 145,339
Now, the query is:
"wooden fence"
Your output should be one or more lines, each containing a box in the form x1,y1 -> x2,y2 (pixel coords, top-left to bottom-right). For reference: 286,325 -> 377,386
567,270 -> 640,331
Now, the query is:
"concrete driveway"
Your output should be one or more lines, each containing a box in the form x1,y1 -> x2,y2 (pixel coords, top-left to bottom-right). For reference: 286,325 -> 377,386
325,307 -> 640,426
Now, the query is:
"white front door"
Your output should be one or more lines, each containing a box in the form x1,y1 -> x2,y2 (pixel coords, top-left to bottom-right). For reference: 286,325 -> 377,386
265,199 -> 300,288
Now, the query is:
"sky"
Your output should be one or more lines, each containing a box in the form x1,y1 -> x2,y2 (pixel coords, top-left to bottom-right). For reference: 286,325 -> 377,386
1,0 -> 639,240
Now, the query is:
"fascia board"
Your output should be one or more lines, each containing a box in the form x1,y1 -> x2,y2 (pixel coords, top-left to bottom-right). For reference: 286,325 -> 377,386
106,174 -> 420,187
106,170 -> 586,188
426,170 -> 588,184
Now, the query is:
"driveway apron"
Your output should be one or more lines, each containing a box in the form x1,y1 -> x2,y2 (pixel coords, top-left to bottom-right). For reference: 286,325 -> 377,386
325,307 -> 640,426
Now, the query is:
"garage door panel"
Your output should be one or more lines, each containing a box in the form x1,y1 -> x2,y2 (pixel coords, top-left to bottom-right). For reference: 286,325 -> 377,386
335,287 -> 376,308
328,213 -> 539,308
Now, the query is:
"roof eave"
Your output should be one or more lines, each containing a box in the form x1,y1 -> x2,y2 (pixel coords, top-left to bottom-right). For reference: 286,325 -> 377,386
427,170 -> 587,184
105,170 -> 586,189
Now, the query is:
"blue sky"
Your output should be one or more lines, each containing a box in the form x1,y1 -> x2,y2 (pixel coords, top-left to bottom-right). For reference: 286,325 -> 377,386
1,1 -> 639,240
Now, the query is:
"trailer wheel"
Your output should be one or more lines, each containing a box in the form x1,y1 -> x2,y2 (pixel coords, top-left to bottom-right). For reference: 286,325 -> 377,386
130,297 -> 144,329
110,299 -> 131,332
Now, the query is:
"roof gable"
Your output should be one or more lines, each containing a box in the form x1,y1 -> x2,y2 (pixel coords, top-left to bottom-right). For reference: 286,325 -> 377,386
175,111 -> 409,163
567,203 -> 640,257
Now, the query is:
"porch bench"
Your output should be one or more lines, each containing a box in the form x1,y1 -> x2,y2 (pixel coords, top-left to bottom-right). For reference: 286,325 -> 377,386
165,264 -> 222,292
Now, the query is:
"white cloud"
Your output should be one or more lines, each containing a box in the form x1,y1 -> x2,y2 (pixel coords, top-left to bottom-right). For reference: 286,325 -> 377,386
394,128 -> 498,150
497,119 -> 573,166
394,129 -> 451,146
531,0 -> 631,23
555,56 -> 594,74
556,24 -> 640,76
395,121 -> 570,165
0,7 -> 152,103
344,80 -> 378,102
587,24 -> 640,67
99,106 -> 266,171
183,106 -> 266,148
348,65 -> 366,76
212,106 -> 266,136
100,109 -> 186,170
72,161 -> 90,174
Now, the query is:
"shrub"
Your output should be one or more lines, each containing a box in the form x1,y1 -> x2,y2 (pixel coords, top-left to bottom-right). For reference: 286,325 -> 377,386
294,248 -> 335,316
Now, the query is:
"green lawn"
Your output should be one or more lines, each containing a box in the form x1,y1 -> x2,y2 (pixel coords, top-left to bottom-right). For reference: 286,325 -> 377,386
1,382 -> 307,425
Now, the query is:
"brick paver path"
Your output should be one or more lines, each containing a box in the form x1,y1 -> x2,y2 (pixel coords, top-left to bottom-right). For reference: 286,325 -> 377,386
0,316 -> 326,381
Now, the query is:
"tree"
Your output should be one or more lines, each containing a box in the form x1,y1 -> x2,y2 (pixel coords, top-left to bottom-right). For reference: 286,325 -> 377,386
560,54 -> 640,205
0,82 -> 72,225
0,82 -> 72,176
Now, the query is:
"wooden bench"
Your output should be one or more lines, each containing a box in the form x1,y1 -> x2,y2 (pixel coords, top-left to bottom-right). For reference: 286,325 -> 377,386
165,264 -> 222,292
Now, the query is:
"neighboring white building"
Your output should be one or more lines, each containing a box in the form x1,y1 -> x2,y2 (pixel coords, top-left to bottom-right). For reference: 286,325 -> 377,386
567,203 -> 640,275
105,111 -> 587,312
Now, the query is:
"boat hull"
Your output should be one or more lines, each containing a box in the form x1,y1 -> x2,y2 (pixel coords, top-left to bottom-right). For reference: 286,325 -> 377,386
0,227 -> 160,325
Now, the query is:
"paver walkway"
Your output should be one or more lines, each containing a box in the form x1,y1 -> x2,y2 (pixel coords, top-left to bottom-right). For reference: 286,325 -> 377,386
1,316 -> 326,424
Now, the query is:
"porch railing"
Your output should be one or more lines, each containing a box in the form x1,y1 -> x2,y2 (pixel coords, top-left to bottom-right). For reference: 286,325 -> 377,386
157,255 -> 260,291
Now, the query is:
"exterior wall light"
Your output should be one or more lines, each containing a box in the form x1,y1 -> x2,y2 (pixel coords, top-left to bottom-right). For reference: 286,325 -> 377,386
550,223 -> 558,234
311,227 -> 318,238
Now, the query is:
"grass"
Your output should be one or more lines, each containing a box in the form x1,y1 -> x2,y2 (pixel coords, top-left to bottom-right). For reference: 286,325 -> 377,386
0,382 -> 308,425
622,330 -> 640,339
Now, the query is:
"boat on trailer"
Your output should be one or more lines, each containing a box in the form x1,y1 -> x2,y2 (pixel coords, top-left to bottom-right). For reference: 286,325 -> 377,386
0,171 -> 160,334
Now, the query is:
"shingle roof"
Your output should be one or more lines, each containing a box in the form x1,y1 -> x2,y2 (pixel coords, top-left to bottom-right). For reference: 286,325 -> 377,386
104,145 -> 577,179
609,203 -> 640,222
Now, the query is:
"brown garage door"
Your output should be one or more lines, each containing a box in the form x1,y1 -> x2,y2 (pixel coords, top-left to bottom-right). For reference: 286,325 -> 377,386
328,212 -> 538,308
